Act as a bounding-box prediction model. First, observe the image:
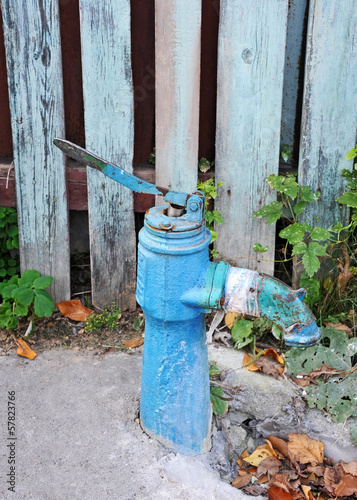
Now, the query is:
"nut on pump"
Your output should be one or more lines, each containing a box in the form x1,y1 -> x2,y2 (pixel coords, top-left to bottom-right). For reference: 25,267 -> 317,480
54,138 -> 321,455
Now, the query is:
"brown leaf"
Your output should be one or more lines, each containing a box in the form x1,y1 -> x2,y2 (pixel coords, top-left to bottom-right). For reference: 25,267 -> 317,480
268,435 -> 289,458
257,456 -> 282,478
257,473 -> 269,484
335,473 -> 357,497
306,465 -> 325,477
341,461 -> 357,477
242,485 -> 267,496
57,299 -> 93,321
323,463 -> 344,493
232,474 -> 252,489
267,486 -> 294,500
243,352 -> 260,371
287,433 -> 324,466
291,376 -> 311,387
123,338 -> 144,349
324,322 -> 353,337
270,473 -> 293,493
17,338 -> 37,360
0,330 -> 8,341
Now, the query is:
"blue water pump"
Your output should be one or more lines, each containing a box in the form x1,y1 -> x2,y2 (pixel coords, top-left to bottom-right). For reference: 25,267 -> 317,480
54,139 -> 321,455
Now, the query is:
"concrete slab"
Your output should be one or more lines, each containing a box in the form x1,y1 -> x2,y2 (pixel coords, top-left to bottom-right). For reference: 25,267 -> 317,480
0,349 -> 262,500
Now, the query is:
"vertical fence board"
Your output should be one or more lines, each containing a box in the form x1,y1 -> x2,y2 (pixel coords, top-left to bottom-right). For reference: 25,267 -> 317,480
215,0 -> 288,274
298,0 -> 357,229
155,0 -> 202,194
1,0 -> 70,302
79,0 -> 136,310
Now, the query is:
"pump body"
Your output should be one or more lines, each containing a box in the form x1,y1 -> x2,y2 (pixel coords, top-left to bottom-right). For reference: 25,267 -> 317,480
54,139 -> 322,456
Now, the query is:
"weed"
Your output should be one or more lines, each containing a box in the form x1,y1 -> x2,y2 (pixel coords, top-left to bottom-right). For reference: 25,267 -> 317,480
85,303 -> 121,333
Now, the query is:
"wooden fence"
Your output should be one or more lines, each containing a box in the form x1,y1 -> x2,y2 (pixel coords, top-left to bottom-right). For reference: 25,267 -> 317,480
0,0 -> 356,309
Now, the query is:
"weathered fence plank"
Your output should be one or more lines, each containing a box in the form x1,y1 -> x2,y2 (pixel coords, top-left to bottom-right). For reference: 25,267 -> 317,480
298,0 -> 357,229
215,0 -> 288,275
79,0 -> 136,310
1,0 -> 70,302
155,0 -> 202,195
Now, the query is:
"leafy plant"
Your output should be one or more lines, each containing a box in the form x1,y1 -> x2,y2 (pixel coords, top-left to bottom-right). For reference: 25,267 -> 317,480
133,316 -> 144,331
0,270 -> 54,330
0,207 -> 20,279
209,361 -> 228,416
197,177 -> 224,242
85,303 -> 121,333
286,328 -> 357,443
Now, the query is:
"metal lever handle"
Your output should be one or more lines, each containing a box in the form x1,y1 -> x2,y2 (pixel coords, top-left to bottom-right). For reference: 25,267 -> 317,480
53,138 -> 189,207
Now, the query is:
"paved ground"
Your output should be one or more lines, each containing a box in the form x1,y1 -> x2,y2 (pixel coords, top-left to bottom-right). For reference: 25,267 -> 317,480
0,349 -> 263,500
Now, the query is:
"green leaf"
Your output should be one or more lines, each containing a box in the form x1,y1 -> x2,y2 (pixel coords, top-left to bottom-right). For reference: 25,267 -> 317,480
299,273 -> 321,309
302,250 -> 321,276
253,243 -> 269,253
279,223 -> 306,245
33,276 -> 54,290
231,319 -> 254,349
309,241 -> 328,257
310,227 -> 331,241
7,225 -> 18,237
210,387 -> 228,416
209,229 -> 217,242
286,328 -> 357,375
292,242 -> 307,256
209,361 -> 221,377
8,258 -> 17,267
1,284 -> 18,299
18,270 -> 40,286
271,323 -> 283,340
293,201 -> 308,217
345,146 -> 357,160
14,304 -> 28,317
16,288 -> 35,307
280,144 -> 292,163
336,191 -> 357,208
299,185 -> 320,202
34,293 -> 55,318
0,268 -> 6,277
253,201 -> 283,225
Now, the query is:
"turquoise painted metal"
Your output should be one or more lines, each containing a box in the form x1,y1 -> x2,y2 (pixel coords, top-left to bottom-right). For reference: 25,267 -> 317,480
54,139 -> 321,454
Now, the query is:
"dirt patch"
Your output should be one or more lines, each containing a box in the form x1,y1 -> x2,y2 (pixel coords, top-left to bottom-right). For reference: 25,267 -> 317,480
0,309 -> 145,356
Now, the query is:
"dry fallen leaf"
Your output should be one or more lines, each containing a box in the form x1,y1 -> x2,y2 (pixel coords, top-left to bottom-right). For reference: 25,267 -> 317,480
243,349 -> 284,379
324,322 -> 353,337
224,312 -> 242,329
268,436 -> 289,458
341,461 -> 357,476
17,338 -> 37,360
334,473 -> 357,497
232,474 -> 252,489
287,433 -> 324,467
57,299 -> 93,321
257,456 -> 281,478
267,486 -> 294,500
301,484 -> 311,500
244,444 -> 273,467
123,338 -> 144,349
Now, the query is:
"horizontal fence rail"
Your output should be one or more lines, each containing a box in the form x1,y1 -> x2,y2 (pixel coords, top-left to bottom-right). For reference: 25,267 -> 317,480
0,0 -> 356,307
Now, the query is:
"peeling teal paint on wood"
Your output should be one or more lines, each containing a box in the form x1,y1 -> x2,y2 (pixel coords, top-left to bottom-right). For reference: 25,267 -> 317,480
298,0 -> 357,229
79,0 -> 136,310
155,0 -> 202,194
1,0 -> 70,302
215,0 -> 288,275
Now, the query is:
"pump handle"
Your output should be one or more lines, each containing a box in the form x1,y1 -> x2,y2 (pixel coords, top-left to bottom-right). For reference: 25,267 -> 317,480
53,138 -> 189,207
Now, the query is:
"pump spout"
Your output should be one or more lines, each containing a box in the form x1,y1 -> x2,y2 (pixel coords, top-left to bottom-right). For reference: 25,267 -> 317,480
223,267 -> 321,347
